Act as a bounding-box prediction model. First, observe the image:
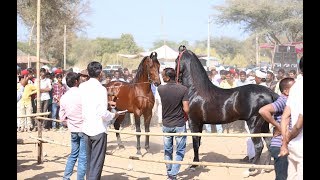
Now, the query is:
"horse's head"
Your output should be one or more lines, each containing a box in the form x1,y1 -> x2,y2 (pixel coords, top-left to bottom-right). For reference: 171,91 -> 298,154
175,45 -> 192,87
145,52 -> 161,86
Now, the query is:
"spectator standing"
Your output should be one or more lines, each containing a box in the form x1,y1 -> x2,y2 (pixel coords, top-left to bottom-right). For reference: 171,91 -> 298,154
79,61 -> 120,180
259,77 -> 295,180
158,68 -> 189,180
279,57 -> 303,180
51,73 -> 66,131
60,72 -> 86,180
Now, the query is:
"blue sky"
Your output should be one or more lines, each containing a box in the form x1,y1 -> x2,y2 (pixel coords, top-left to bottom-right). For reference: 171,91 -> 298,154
17,0 -> 249,51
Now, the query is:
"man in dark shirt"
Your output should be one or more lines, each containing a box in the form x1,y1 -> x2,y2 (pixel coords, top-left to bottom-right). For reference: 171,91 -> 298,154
158,68 -> 189,180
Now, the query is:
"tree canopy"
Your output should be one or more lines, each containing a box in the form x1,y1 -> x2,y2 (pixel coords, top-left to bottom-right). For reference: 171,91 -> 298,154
213,0 -> 303,44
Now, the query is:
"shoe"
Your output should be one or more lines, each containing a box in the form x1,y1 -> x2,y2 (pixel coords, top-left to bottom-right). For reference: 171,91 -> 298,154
240,156 -> 249,162
167,175 -> 177,180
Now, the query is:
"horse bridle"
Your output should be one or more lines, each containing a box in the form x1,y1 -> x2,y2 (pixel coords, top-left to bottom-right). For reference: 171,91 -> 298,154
176,49 -> 186,83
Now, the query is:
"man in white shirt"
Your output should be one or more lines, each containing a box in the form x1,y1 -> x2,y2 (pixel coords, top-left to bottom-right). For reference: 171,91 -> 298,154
79,61 -> 120,180
279,56 -> 303,180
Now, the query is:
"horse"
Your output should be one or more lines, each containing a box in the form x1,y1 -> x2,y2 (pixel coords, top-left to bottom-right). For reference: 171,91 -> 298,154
175,45 -> 279,170
106,52 -> 161,155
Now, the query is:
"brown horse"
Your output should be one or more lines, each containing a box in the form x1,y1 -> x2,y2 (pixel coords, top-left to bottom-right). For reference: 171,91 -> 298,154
106,52 -> 161,155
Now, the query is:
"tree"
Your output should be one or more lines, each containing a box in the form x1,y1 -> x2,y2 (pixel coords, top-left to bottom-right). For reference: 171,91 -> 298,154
213,0 -> 303,44
118,34 -> 143,54
17,0 -> 91,66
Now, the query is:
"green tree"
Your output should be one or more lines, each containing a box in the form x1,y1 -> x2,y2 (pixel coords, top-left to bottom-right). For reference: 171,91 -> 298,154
118,34 -> 143,54
213,0 -> 303,44
230,54 -> 248,68
17,0 -> 91,66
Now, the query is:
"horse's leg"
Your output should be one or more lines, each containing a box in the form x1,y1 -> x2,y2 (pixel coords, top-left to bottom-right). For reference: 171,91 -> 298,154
247,116 -> 266,172
261,121 -> 272,170
134,114 -> 142,155
114,117 -> 125,149
143,111 -> 152,152
189,121 -> 203,170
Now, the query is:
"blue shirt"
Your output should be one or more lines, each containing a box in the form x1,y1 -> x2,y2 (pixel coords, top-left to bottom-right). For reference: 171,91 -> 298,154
270,95 -> 291,147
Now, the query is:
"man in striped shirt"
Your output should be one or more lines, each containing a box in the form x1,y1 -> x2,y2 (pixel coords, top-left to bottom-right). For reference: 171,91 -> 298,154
259,77 -> 295,180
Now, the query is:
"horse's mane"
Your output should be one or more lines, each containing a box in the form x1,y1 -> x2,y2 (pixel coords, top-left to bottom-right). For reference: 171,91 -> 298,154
185,50 -> 216,98
132,56 -> 148,83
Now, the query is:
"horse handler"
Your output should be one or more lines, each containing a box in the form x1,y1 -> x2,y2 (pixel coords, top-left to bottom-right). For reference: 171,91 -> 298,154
158,68 -> 189,180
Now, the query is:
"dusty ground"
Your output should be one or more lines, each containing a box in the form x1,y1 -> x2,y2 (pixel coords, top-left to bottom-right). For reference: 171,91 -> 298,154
17,122 -> 275,180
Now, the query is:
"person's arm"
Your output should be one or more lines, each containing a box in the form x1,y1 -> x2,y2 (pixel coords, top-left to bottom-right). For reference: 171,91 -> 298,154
279,105 -> 291,157
258,104 -> 280,136
17,76 -> 28,102
17,86 -> 24,102
182,101 -> 189,114
58,98 -> 68,126
288,113 -> 303,141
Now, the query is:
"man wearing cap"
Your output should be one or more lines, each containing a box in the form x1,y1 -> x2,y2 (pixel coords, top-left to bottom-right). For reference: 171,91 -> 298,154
266,70 -> 278,91
17,70 -> 37,132
255,70 -> 268,87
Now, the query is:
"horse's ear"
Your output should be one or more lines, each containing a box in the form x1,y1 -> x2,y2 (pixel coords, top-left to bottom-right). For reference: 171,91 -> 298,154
150,51 -> 157,60
178,45 -> 186,53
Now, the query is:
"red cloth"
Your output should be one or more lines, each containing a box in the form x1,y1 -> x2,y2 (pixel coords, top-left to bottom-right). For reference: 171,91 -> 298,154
55,69 -> 63,74
21,69 -> 29,76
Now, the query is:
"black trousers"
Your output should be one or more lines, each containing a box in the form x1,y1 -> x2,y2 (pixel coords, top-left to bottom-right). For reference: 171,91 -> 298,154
84,132 -> 107,180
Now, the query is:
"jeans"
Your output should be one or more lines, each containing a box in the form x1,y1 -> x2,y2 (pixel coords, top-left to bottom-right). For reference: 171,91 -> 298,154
215,124 -> 223,133
203,124 -> 211,133
163,125 -> 187,178
51,102 -> 61,128
63,132 -> 87,180
269,146 -> 288,180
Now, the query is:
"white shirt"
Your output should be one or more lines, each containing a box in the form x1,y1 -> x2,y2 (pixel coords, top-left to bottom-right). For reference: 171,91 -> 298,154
35,77 -> 52,101
286,77 -> 303,147
79,78 -> 115,136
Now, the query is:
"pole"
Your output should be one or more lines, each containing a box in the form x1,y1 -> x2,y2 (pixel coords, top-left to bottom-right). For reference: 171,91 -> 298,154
255,34 -> 259,66
27,21 -> 35,68
64,25 -> 66,70
36,0 -> 43,164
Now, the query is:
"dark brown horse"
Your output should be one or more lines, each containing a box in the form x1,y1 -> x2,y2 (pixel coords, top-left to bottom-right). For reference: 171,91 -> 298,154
106,52 -> 161,155
175,45 -> 279,170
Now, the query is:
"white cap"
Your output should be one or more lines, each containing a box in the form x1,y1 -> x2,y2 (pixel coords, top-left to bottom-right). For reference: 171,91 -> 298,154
255,70 -> 267,79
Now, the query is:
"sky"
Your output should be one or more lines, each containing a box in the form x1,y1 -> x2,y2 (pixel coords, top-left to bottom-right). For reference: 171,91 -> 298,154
17,0 -> 249,51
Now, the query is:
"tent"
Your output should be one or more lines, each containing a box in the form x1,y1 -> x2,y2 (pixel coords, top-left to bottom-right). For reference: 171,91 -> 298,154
140,45 -> 179,60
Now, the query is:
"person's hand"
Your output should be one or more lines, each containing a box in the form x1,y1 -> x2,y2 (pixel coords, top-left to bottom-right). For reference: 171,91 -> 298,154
114,112 -> 120,119
20,75 -> 28,87
273,127 -> 281,137
279,144 -> 289,157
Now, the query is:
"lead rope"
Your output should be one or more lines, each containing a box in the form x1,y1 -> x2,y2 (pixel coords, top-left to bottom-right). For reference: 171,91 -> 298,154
176,50 -> 185,83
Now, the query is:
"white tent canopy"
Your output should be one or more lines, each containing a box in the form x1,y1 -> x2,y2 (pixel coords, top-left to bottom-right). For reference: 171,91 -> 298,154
140,45 -> 179,60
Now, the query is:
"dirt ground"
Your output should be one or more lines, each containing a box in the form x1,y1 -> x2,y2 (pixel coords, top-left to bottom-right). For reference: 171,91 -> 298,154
17,122 -> 275,180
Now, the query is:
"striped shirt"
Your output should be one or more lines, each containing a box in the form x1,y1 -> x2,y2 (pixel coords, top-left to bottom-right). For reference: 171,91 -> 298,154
270,95 -> 291,147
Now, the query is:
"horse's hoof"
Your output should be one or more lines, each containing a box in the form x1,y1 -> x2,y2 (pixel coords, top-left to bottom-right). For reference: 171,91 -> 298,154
136,151 -> 142,156
145,147 -> 150,153
188,165 -> 197,171
119,145 -> 125,149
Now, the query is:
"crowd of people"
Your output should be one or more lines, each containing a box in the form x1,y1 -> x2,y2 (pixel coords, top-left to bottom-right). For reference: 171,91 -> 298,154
17,56 -> 303,180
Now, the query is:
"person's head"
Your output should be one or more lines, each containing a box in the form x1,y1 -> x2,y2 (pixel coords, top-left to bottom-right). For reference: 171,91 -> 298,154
239,71 -> 247,82
277,68 -> 285,80
206,71 -> 213,79
255,70 -> 267,84
87,61 -> 102,79
66,72 -> 80,88
162,68 -> 176,82
79,69 -> 90,84
127,74 -> 133,82
224,71 -> 232,83
123,68 -> 129,76
220,70 -> 227,80
266,70 -> 275,82
40,68 -> 47,78
288,69 -> 297,79
55,73 -> 63,83
299,56 -> 303,74
113,70 -> 120,79
279,77 -> 295,96
106,74 -> 112,84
